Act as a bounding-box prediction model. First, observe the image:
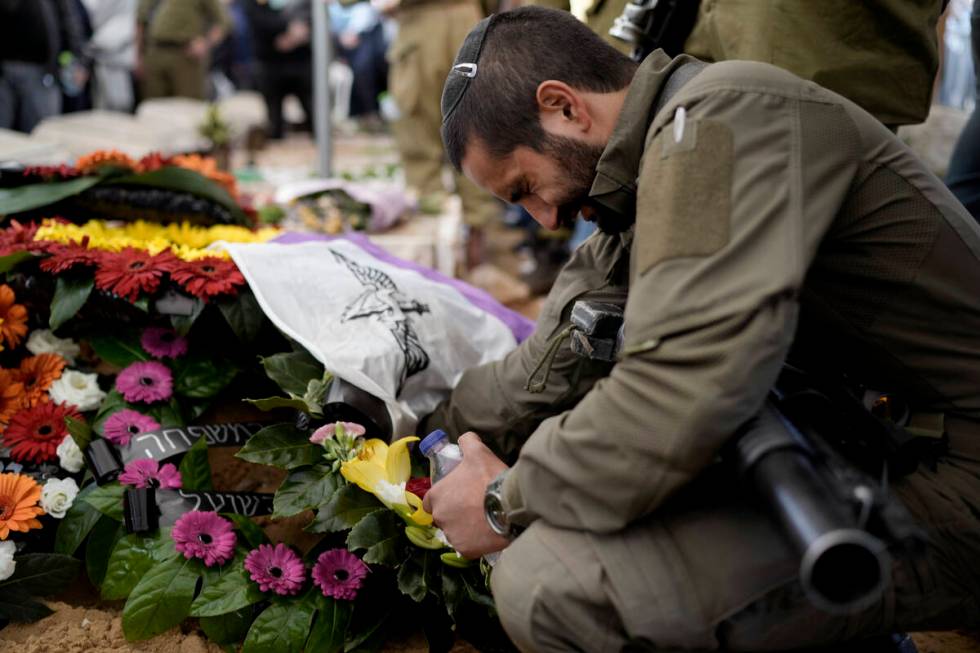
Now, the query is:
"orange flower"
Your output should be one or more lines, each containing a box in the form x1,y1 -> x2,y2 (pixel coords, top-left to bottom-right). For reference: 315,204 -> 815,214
17,354 -> 65,406
0,285 -> 28,350
0,472 -> 44,540
0,368 -> 25,423
170,154 -> 239,199
75,149 -> 136,175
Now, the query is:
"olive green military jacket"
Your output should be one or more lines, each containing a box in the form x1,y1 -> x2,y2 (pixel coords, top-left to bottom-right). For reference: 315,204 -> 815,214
138,0 -> 230,44
684,0 -> 944,127
424,51 -> 980,534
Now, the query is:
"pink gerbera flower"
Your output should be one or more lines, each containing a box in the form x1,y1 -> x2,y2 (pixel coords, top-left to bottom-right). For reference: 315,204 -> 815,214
141,327 -> 189,359
309,421 -> 366,445
102,409 -> 160,446
244,543 -> 306,596
311,548 -> 369,600
172,511 -> 236,567
116,361 -> 173,403
118,458 -> 182,489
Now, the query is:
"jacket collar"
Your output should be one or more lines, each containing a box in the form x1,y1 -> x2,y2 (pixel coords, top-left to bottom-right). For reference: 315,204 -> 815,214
587,51 -> 700,220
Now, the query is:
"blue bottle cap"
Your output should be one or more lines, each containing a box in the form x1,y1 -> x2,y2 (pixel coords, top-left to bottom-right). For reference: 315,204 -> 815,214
418,429 -> 448,456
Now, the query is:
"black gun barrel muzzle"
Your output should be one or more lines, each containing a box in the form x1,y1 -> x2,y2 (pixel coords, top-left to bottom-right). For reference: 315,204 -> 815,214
736,403 -> 889,614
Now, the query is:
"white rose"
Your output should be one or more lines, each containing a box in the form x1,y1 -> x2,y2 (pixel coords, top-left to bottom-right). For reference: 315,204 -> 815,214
40,477 -> 79,519
56,436 -> 85,473
0,540 -> 16,582
26,329 -> 81,364
48,370 -> 106,412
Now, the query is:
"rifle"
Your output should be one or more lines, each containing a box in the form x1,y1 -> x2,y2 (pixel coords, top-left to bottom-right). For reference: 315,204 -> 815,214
569,300 -> 931,613
608,0 -> 700,62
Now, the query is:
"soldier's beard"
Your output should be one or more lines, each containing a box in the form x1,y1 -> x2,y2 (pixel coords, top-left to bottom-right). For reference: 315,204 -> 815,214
541,133 -> 606,231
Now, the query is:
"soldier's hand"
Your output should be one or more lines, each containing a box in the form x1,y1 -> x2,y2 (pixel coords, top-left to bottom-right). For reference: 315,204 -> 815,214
422,432 -> 510,559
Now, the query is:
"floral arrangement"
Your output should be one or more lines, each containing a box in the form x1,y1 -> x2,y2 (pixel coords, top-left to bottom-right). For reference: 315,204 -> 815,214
0,213 -> 503,649
1,149 -> 250,226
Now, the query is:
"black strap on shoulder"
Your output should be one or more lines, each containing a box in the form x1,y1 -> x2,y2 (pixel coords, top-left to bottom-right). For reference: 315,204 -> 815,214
653,59 -> 708,118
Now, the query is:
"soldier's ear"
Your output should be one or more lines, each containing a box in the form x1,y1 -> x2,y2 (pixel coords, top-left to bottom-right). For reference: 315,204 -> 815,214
535,80 -> 592,135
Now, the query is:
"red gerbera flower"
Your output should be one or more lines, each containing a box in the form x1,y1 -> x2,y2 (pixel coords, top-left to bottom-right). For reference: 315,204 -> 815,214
39,237 -> 99,274
94,247 -> 178,302
2,402 -> 82,464
136,152 -> 170,173
169,257 -> 245,301
0,220 -> 42,257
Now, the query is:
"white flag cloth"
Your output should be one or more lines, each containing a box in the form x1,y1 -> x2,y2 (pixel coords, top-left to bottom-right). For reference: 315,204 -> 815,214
221,237 -> 527,435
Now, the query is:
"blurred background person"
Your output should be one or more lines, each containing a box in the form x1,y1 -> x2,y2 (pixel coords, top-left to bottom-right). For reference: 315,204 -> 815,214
380,0 -> 502,268
947,0 -> 979,217
136,0 -> 230,101
0,0 -> 90,132
330,0 -> 389,130
82,0 -> 138,112
244,0 -> 314,139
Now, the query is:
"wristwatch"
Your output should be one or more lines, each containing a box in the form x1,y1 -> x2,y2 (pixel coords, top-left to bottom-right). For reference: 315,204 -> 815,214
484,470 -> 522,539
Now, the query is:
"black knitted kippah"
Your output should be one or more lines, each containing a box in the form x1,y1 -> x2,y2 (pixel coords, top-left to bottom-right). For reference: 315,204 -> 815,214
441,14 -> 496,124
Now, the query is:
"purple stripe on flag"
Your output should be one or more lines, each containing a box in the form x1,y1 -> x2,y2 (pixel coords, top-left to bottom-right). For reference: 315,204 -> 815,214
273,232 -> 535,342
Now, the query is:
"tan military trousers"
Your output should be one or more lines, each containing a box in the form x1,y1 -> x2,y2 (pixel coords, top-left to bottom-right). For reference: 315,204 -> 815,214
141,44 -> 207,100
491,427 -> 980,651
388,0 -> 500,227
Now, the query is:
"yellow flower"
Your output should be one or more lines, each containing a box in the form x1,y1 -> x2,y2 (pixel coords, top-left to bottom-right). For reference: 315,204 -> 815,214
340,436 -> 433,527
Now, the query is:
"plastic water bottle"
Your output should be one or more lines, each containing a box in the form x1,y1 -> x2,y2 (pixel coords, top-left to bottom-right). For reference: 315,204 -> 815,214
418,429 -> 499,566
419,429 -> 462,483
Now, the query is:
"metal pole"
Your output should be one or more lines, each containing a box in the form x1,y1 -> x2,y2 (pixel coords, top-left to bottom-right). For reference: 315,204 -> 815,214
312,0 -> 333,177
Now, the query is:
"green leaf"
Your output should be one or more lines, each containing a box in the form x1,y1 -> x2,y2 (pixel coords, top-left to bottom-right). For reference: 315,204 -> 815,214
223,514 -> 268,549
172,354 -> 239,399
260,351 -> 324,398
307,597 -> 352,653
0,250 -> 35,274
440,568 -> 464,617
101,533 -> 161,600
107,167 -> 248,225
179,435 -> 213,491
81,482 -> 125,521
219,289 -> 264,344
169,297 -> 206,336
50,275 -> 95,331
122,556 -> 200,641
0,553 -> 81,595
89,333 -> 149,367
189,563 -> 264,617
245,396 -> 311,413
0,588 -> 53,623
54,483 -> 102,555
86,517 -> 125,586
146,398 -> 184,428
65,415 -> 93,450
200,606 -> 255,645
397,551 -> 440,603
346,510 -> 403,566
132,295 -> 150,312
273,466 -> 339,519
241,593 -> 316,653
0,175 -> 102,215
306,485 -> 383,533
236,422 -> 319,470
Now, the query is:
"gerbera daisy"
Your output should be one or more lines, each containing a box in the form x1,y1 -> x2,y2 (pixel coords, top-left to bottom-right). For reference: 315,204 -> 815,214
136,152 -> 170,173
0,473 -> 44,540
17,354 -> 65,406
0,285 -> 28,350
171,511 -> 236,567
118,458 -> 182,489
2,402 -> 81,464
0,220 -> 42,256
311,549 -> 369,600
39,238 -> 99,274
75,149 -> 136,174
94,247 -> 177,302
406,477 -> 432,501
0,369 -> 25,424
102,409 -> 160,446
115,361 -> 172,403
168,257 -> 245,301
140,327 -> 188,359
244,543 -> 306,596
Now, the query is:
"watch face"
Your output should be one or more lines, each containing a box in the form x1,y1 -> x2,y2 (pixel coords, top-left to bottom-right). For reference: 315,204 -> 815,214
484,492 -> 510,537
